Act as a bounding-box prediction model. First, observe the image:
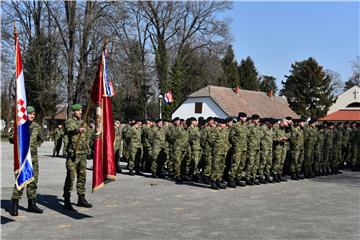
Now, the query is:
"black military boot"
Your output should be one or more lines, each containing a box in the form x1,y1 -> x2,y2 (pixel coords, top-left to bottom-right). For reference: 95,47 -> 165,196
129,169 -> 134,176
259,176 -> 267,184
246,179 -> 254,186
297,172 -> 304,179
10,199 -> 19,216
203,176 -> 210,185
266,175 -> 274,183
27,199 -> 43,213
253,178 -> 260,185
210,181 -> 219,190
64,197 -> 74,211
278,174 -> 287,182
175,176 -> 183,184
273,174 -> 280,183
236,178 -> 247,186
335,167 -> 342,174
228,179 -> 237,188
77,195 -> 92,208
291,173 -> 299,180
217,180 -> 226,189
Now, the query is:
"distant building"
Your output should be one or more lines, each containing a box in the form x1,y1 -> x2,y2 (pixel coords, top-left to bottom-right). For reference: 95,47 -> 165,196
45,104 -> 68,131
321,85 -> 360,122
172,85 -> 298,120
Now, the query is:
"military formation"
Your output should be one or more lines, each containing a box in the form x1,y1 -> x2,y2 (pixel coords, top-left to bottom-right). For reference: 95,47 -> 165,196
7,106 -> 360,216
117,113 -> 360,190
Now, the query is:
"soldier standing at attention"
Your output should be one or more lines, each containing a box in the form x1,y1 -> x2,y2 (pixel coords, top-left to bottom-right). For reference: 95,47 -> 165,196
289,118 -> 305,180
244,114 -> 262,186
332,122 -> 343,174
323,122 -> 334,175
114,120 -> 123,172
141,120 -> 153,172
149,119 -> 166,178
258,118 -> 275,184
314,124 -> 325,176
350,122 -> 359,171
272,119 -> 289,182
199,117 -> 216,184
341,122 -> 351,169
188,117 -> 201,181
63,104 -> 92,210
9,106 -> 44,216
228,112 -> 248,187
303,119 -> 317,178
127,119 -> 143,175
52,124 -> 64,157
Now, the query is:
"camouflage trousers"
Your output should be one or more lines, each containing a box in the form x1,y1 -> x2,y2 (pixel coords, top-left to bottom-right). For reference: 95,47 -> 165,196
290,148 -> 304,174
258,148 -> 273,177
63,154 -> 87,198
151,147 -> 166,175
173,147 -> 187,177
342,145 -> 351,165
128,147 -> 142,171
142,146 -> 152,172
245,149 -> 260,180
323,148 -> 333,170
332,147 -> 342,167
189,148 -> 201,175
211,148 -> 226,181
202,146 -> 212,177
62,137 -> 68,156
313,150 -> 323,172
272,144 -> 285,175
12,157 -> 39,200
229,148 -> 247,180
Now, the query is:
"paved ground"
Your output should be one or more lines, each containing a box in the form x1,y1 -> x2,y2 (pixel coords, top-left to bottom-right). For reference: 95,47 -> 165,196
1,141 -> 359,240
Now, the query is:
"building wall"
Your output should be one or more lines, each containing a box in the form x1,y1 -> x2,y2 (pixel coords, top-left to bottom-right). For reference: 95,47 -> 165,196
172,97 -> 228,119
328,86 -> 360,114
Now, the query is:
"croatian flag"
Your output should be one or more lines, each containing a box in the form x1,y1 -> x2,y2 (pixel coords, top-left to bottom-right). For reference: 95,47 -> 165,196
164,90 -> 173,104
13,28 -> 34,190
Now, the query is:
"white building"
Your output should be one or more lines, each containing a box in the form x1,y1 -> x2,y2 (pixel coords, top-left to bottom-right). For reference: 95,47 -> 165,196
321,85 -> 360,122
172,85 -> 298,120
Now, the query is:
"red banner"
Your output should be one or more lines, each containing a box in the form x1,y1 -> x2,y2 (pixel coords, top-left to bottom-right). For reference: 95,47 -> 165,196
91,50 -> 116,192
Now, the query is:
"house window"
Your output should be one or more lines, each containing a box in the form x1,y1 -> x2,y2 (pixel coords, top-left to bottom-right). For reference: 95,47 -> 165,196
195,102 -> 203,114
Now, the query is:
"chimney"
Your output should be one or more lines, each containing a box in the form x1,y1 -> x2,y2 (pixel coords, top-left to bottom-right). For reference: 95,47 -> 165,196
267,90 -> 273,98
233,86 -> 240,96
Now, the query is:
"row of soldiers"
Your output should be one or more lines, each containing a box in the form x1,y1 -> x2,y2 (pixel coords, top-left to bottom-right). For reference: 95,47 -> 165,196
115,113 -> 360,189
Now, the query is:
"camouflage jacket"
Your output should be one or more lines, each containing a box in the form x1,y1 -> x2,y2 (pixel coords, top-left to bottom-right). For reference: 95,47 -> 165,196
247,124 -> 262,150
128,126 -> 142,148
323,129 -> 334,149
290,126 -> 304,150
188,125 -> 201,151
150,126 -> 166,148
65,117 -> 90,155
229,122 -> 248,151
315,129 -> 324,152
260,125 -> 273,150
333,128 -> 343,149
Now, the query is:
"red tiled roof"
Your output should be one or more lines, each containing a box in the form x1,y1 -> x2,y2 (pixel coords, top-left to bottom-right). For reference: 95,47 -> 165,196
188,85 -> 298,119
45,105 -> 67,120
321,110 -> 360,121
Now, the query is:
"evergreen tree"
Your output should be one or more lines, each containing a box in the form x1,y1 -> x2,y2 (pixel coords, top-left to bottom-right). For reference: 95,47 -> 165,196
238,56 -> 259,90
221,45 -> 240,87
259,75 -> 278,93
280,57 -> 336,119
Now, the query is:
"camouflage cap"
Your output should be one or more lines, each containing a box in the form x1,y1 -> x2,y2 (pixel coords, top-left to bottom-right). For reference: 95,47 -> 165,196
71,103 -> 82,111
27,106 -> 35,113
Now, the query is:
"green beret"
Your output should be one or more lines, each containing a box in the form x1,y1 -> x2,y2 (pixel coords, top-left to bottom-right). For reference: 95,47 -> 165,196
27,106 -> 35,113
71,103 -> 82,111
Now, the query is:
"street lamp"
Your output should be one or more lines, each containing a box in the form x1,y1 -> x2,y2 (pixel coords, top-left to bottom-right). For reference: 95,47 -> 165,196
158,94 -> 163,119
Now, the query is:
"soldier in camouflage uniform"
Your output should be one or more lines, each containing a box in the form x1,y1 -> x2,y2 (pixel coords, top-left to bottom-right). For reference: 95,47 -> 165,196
208,119 -> 228,189
228,112 -> 248,187
114,120 -> 123,172
166,117 -> 189,183
332,122 -> 343,174
188,117 -> 201,181
289,118 -> 305,180
199,117 -> 216,184
63,104 -> 92,210
258,118 -> 275,183
323,122 -> 334,175
303,119 -> 317,178
122,119 -> 134,163
63,132 -> 68,157
272,119 -> 289,182
141,120 -> 153,172
342,122 -> 352,168
149,119 -> 167,177
162,119 -> 171,174
10,106 -> 44,216
244,114 -> 262,185
314,124 -> 325,176
350,123 -> 360,171
127,120 -> 143,175
52,124 -> 64,157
